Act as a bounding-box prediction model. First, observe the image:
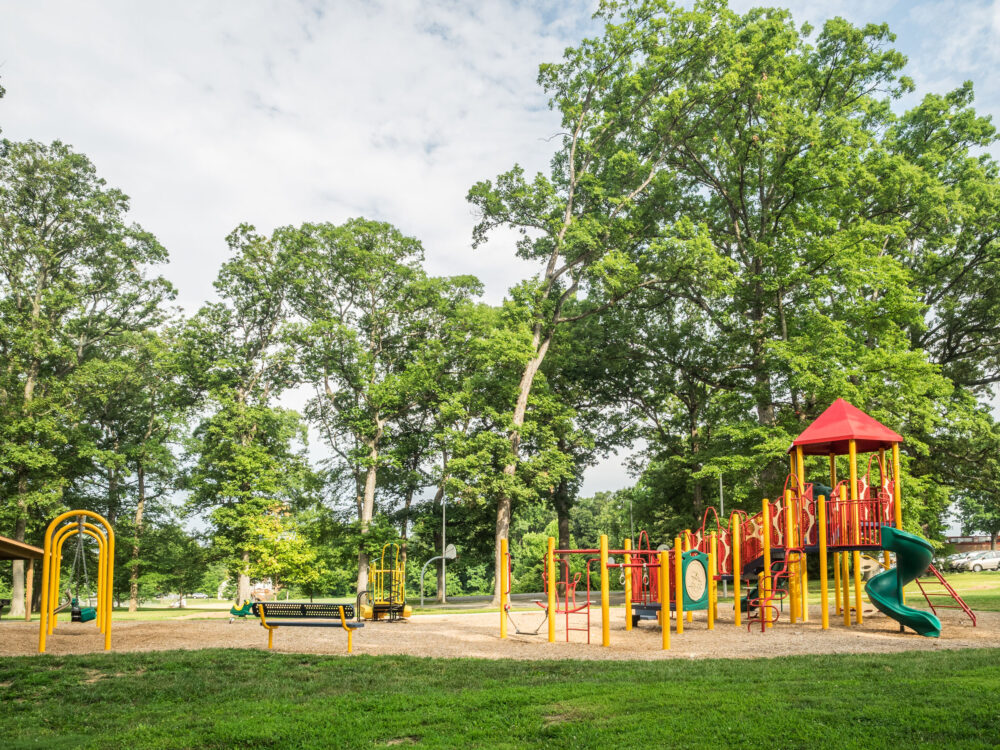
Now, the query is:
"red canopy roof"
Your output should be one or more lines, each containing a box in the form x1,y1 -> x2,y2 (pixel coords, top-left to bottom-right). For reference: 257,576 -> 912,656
789,398 -> 903,456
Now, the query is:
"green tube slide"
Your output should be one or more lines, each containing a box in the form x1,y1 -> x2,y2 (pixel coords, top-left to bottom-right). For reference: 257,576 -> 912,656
865,526 -> 941,638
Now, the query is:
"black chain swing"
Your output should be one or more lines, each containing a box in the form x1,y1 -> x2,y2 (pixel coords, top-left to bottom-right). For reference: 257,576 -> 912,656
69,517 -> 97,624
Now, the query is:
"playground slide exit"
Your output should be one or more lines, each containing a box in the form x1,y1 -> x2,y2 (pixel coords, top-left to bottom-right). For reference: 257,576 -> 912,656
865,526 -> 941,638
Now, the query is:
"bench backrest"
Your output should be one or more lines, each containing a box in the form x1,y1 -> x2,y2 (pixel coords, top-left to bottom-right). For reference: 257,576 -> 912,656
251,602 -> 355,620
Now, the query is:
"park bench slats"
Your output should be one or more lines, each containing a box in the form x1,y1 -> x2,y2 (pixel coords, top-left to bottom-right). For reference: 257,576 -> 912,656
250,602 -> 363,652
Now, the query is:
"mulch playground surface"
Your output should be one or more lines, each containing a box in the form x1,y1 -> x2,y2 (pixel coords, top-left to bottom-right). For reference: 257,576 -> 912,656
2,605 -> 996,660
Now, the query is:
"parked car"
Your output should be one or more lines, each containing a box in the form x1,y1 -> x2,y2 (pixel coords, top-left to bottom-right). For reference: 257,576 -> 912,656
955,550 -> 1000,572
189,592 -> 209,599
944,551 -> 982,571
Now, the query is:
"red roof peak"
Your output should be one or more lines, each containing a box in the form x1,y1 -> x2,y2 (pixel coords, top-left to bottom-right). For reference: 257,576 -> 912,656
790,398 -> 903,456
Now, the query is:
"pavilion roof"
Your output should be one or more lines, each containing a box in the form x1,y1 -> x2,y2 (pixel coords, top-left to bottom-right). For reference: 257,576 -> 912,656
0,535 -> 44,560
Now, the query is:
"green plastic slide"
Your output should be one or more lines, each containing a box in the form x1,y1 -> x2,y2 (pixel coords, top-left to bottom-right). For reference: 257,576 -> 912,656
865,526 -> 941,638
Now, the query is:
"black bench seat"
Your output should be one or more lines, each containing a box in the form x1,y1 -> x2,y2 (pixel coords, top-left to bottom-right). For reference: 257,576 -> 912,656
251,602 -> 363,652
0,598 -> 11,620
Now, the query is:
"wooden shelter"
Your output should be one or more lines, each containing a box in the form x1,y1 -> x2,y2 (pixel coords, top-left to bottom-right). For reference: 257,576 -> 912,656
0,534 -> 43,621
0,535 -> 44,561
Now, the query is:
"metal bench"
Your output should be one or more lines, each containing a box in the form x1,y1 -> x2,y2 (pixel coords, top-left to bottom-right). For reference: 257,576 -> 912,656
0,598 -> 10,620
251,602 -> 363,652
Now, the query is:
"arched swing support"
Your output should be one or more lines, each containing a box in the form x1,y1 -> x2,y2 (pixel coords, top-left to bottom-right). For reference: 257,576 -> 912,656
49,520 -> 106,631
38,510 -> 115,653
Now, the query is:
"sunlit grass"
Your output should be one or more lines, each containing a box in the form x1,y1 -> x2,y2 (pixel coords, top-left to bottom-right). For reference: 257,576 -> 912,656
2,648 -> 998,748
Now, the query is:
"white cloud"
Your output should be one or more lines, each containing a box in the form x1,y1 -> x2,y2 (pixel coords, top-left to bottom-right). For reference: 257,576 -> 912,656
0,0 -> 597,311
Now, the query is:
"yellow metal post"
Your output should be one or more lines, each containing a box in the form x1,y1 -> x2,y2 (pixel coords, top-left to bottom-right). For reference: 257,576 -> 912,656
849,439 -> 863,625
800,557 -> 809,623
547,537 -> 556,643
683,532 -> 693,624
892,443 -> 903,529
624,537 -> 632,632
659,550 -> 670,650
600,534 -> 610,647
712,531 -> 720,623
830,453 -> 839,615
841,484 -> 851,627
674,536 -> 683,635
892,442 -> 905,603
762,499 -> 772,628
500,537 -> 508,639
849,438 -> 860,546
842,548 -> 851,626
852,550 -> 864,625
707,532 -> 716,630
784,490 -> 798,623
818,494 -> 829,630
834,552 -> 842,615
732,515 -> 741,627
880,448 -> 891,571
796,445 -> 808,623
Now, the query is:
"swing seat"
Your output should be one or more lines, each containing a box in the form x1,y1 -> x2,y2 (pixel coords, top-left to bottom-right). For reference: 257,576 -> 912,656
72,605 -> 97,623
229,602 -> 254,621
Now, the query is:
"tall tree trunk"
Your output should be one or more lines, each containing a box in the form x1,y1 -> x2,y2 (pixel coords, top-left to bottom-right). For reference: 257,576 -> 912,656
107,465 -> 119,529
237,550 -> 251,605
23,559 -> 34,621
690,404 -> 703,524
10,473 -> 28,618
400,486 -> 413,569
128,463 -> 146,612
432,453 -> 449,603
493,332 -> 552,605
357,448 -> 378,596
552,473 -> 572,592
11,281 -> 46,619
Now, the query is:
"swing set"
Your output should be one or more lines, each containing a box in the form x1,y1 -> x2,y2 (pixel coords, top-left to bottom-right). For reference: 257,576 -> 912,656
502,542 -> 604,641
38,510 -> 115,653
500,534 -> 696,645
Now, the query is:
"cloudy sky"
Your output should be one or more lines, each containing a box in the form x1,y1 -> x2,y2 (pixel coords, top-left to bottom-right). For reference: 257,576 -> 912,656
2,0 -> 998,503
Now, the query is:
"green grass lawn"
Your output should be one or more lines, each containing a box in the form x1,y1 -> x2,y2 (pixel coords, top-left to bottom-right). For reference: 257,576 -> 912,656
913,571 -> 1000,612
1,648 -> 998,749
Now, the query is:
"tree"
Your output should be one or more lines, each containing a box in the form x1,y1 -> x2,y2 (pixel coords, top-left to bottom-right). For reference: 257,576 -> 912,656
500,1 -> 1000,541
68,325 -> 195,611
138,522 -> 208,608
182,225 -> 313,604
467,0 -> 726,601
285,218 -> 481,595
0,139 -> 172,616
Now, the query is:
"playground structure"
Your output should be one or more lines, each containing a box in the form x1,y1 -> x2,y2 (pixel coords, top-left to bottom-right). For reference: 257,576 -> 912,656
358,542 -> 412,621
38,509 -> 115,653
499,399 -> 975,649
